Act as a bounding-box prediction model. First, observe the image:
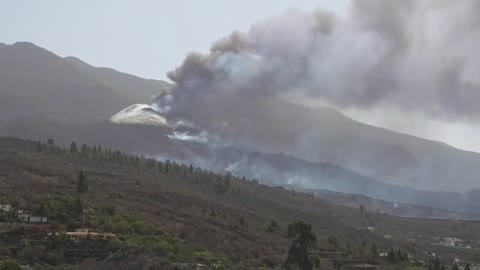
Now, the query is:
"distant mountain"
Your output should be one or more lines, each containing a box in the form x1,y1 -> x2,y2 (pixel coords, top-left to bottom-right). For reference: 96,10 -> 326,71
166,140 -> 480,215
295,188 -> 480,220
0,42 -> 170,125
175,95 -> 480,192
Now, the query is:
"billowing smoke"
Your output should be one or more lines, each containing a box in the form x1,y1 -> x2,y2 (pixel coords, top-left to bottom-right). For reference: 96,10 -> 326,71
149,0 -> 480,195
157,0 -> 480,121
167,131 -> 210,144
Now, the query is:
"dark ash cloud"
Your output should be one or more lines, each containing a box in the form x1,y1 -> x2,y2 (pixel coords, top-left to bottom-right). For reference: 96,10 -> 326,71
158,0 -> 480,121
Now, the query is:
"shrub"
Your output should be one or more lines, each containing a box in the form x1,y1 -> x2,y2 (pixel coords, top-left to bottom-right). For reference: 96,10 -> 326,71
266,219 -> 279,232
0,260 -> 22,270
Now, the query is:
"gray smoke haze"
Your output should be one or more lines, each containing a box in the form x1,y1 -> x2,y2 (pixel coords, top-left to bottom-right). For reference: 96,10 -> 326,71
149,0 -> 480,195
158,0 -> 480,121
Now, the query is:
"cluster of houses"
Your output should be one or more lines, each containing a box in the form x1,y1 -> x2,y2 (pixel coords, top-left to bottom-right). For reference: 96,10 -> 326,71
0,204 -> 48,224
437,237 -> 480,249
172,263 -> 207,270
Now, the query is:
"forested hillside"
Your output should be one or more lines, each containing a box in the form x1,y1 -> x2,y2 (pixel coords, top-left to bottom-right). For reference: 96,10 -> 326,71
1,136 -> 479,269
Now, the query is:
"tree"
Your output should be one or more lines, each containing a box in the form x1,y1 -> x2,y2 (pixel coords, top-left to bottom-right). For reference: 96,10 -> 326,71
266,219 -> 279,232
472,251 -> 480,265
430,256 -> 442,270
157,162 -> 164,173
327,235 -> 339,249
225,173 -> 232,189
188,164 -> 194,174
47,138 -> 55,146
76,170 -> 88,193
452,262 -> 459,270
81,144 -> 88,157
396,249 -> 405,262
36,141 -> 42,151
164,159 -> 171,174
46,138 -> 55,153
284,220 -> 317,270
369,242 -> 378,263
70,142 -> 78,155
7,198 -> 21,226
387,248 -> 396,263
35,202 -> 48,220
465,263 -> 471,270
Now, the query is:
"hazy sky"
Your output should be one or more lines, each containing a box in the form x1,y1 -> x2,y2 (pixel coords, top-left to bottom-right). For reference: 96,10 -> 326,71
0,0 -> 348,80
2,0 -> 480,152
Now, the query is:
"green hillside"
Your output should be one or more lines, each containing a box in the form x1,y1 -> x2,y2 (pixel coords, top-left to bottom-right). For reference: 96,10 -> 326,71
0,136 -> 479,269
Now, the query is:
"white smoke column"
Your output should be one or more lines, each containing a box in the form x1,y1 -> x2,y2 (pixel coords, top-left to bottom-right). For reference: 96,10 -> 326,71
166,131 -> 210,144
156,0 -> 480,122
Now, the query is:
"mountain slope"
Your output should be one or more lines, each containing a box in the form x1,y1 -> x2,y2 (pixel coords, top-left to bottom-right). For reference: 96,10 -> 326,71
0,42 -> 170,125
176,95 -> 480,192
3,41 -> 480,195
1,136 -> 478,268
164,140 -> 480,215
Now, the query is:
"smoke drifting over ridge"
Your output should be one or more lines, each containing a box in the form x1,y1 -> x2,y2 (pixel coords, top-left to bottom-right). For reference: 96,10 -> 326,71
157,0 -> 480,121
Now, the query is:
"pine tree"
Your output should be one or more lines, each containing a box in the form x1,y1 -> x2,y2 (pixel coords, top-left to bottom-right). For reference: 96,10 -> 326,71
81,144 -> 88,157
188,164 -> 194,174
284,220 -> 317,270
76,170 -> 88,193
157,162 -> 163,173
430,256 -> 442,270
69,142 -> 78,155
47,138 -> 54,146
370,242 -> 378,263
36,141 -> 42,151
387,248 -> 396,263
164,159 -> 171,173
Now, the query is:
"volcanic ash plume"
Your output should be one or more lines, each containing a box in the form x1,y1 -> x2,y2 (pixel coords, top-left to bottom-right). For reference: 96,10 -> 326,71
156,0 -> 480,122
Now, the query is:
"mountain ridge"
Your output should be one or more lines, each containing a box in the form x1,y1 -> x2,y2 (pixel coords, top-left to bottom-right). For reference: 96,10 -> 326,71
0,41 -> 170,125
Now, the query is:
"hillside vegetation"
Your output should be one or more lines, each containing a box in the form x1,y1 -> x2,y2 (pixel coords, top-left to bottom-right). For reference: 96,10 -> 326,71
1,136 -> 480,269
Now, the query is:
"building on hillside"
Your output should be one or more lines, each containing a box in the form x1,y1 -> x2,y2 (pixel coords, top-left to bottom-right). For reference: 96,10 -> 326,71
63,228 -> 116,240
379,252 -> 388,258
459,266 -> 480,270
349,264 -> 378,270
18,212 -> 48,223
0,204 -> 12,212
172,263 -> 207,270
443,238 -> 464,247
444,238 -> 455,247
